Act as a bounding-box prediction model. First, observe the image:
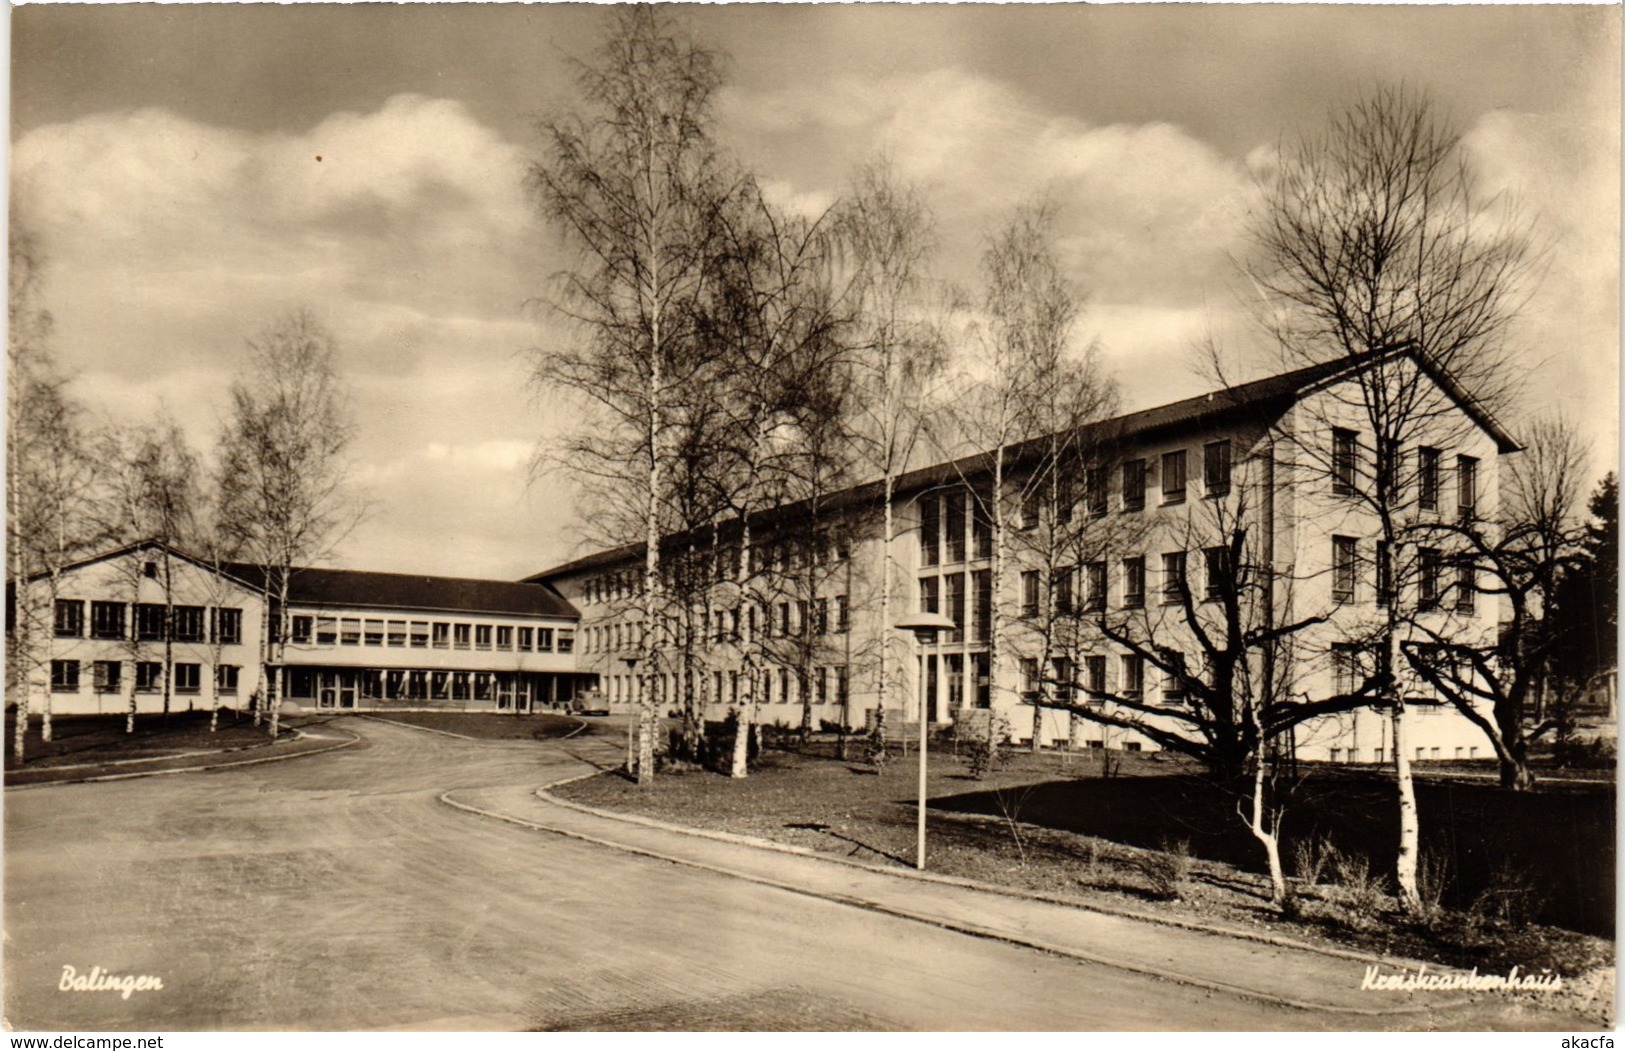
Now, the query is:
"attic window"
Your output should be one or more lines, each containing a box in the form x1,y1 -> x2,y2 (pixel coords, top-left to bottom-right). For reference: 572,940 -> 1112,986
143,561 -> 158,579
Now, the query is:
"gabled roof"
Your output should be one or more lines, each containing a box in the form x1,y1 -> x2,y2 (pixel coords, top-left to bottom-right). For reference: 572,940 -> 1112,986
23,538 -> 579,620
220,563 -> 578,620
526,348 -> 1520,583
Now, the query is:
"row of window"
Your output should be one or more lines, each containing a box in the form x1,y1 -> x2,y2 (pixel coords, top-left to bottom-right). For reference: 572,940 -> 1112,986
1328,746 -> 1478,763
583,596 -> 854,656
283,615 -> 574,654
1330,431 -> 1478,518
53,601 -> 242,645
284,667 -> 555,704
583,536 -> 854,606
1329,538 -> 1476,612
917,442 -> 1236,567
601,665 -> 854,708
51,659 -> 239,695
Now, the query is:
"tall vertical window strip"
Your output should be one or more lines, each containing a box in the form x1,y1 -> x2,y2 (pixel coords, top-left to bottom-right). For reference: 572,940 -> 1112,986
945,573 -> 965,642
1086,561 -> 1107,611
972,487 -> 993,558
944,491 -> 966,562
1122,459 -> 1147,511
919,576 -> 939,615
1203,440 -> 1232,496
1085,655 -> 1107,695
1378,437 -> 1400,501
1457,456 -> 1478,522
1054,567 -> 1074,615
972,570 -> 992,642
1160,451 -> 1187,503
1204,546 -> 1230,600
1455,556 -> 1476,613
1120,654 -> 1144,697
1331,429 -> 1358,495
1419,548 -> 1442,609
919,494 -> 940,566
1123,557 -> 1146,609
1418,447 -> 1441,511
1332,536 -> 1357,603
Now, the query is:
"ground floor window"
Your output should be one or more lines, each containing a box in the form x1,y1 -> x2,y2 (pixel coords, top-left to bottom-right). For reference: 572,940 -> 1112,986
94,660 -> 122,694
217,664 -> 240,695
50,659 -> 80,692
136,662 -> 162,693
175,663 -> 202,694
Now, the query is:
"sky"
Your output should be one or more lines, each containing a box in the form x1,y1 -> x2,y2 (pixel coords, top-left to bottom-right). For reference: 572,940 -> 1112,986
11,3 -> 1620,581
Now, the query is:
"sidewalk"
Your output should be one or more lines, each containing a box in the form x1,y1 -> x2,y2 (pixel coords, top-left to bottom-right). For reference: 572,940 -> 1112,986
444,774 -> 1482,1018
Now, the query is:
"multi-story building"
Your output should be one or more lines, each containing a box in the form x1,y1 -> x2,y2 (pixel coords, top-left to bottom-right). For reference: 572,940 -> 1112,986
12,541 -> 583,717
530,349 -> 1518,761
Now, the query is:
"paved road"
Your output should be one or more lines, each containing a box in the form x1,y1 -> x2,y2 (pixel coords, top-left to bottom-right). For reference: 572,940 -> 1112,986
0,718 -> 1583,1031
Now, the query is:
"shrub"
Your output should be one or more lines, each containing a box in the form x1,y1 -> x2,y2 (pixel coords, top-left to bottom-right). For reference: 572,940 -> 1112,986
962,715 -> 1012,779
1136,837 -> 1193,900
1471,859 -> 1546,929
1415,849 -> 1453,925
1291,832 -> 1334,887
1329,849 -> 1385,923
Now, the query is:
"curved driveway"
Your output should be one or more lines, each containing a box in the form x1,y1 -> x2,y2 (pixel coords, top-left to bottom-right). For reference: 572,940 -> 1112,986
0,718 -> 1579,1031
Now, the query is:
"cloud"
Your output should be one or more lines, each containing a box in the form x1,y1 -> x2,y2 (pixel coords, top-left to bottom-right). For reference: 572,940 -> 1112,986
13,95 -> 576,576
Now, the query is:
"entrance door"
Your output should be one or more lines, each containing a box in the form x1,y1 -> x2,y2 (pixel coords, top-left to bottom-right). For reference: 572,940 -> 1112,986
318,671 -> 358,709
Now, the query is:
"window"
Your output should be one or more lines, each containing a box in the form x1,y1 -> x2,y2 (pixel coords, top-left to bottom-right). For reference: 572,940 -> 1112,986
339,618 -> 360,646
431,672 -> 450,701
213,607 -> 242,645
1020,571 -> 1040,618
1052,656 -> 1074,703
136,662 -> 162,693
1375,541 -> 1393,607
475,625 -> 493,650
1203,546 -> 1230,600
517,626 -> 533,650
142,560 -> 158,579
1159,649 -> 1186,701
94,660 -> 122,694
55,597 -> 85,636
136,604 -> 167,641
1123,557 -> 1146,609
1122,459 -> 1147,511
945,491 -> 966,563
836,665 -> 850,707
1457,456 -> 1479,522
1331,643 -> 1366,696
166,606 -> 204,642
1161,552 -> 1187,604
91,601 -> 125,640
1019,490 -> 1041,530
1418,447 -> 1441,511
1455,556 -> 1476,613
1121,654 -> 1144,698
537,627 -> 555,652
1085,466 -> 1108,517
1204,440 -> 1232,496
1332,536 -> 1358,603
1054,567 -> 1074,615
410,621 -> 430,648
452,672 -> 471,701
920,576 -> 940,615
835,594 -> 850,633
945,573 -> 965,643
971,571 -> 991,642
432,622 -> 450,649
778,602 -> 792,638
453,624 -> 471,650
557,630 -> 574,654
291,615 -> 313,644
1332,428 -> 1358,495
1085,561 -> 1107,613
919,494 -> 940,566
1020,657 -> 1040,699
1377,437 -> 1400,501
972,487 -> 993,558
387,620 -> 407,647
364,619 -> 384,646
216,664 -> 240,695
1085,655 -> 1107,696
1419,548 -> 1443,610
814,597 -> 829,635
174,663 -> 201,694
51,659 -> 80,692
316,616 -> 339,645
1055,477 -> 1075,525
496,625 -> 513,650
1160,450 -> 1187,503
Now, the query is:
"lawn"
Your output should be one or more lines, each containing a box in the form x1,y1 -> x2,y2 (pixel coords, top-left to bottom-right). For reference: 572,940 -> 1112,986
554,739 -> 1614,983
4,708 -> 291,769
360,709 -> 601,741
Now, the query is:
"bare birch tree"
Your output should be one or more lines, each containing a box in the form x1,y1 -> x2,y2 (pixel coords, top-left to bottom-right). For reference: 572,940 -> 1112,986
531,5 -> 731,784
1244,85 -> 1535,913
835,161 -> 948,746
216,310 -> 358,741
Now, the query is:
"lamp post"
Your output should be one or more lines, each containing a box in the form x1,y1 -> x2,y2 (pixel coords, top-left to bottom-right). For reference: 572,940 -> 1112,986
621,655 -> 638,777
894,611 -> 956,871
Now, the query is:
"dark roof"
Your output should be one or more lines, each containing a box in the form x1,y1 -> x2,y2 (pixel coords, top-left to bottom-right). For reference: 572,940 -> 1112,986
222,563 -> 579,619
526,349 -> 1520,583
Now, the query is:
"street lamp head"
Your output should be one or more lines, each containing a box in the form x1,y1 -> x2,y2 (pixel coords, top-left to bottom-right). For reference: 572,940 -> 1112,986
894,611 -> 957,646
